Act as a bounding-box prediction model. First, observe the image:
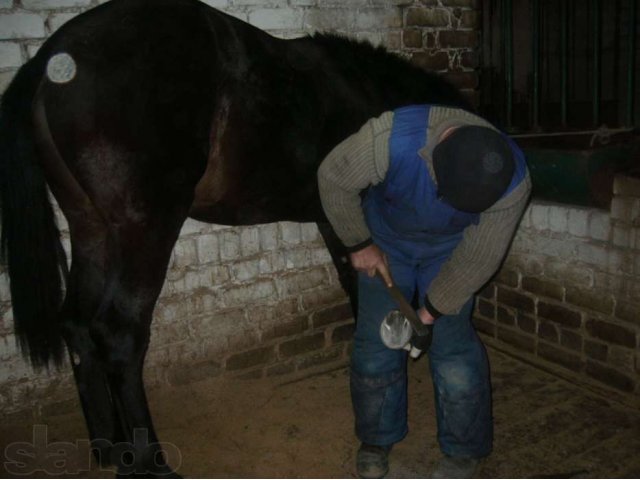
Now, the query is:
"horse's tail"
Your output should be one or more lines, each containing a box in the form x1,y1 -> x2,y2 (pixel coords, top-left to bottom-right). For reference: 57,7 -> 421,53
0,59 -> 67,369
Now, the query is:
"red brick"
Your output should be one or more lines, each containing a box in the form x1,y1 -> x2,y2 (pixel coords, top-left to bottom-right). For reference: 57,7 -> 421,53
522,276 -> 564,301
517,314 -> 537,334
608,347 -> 635,373
560,329 -> 583,352
296,345 -> 344,371
459,9 -> 480,28
226,346 -> 275,371
473,315 -> 496,336
386,31 -> 401,50
403,29 -> 423,48
497,306 -> 515,325
331,322 -> 355,343
615,300 -> 640,325
406,8 -> 450,27
585,360 -> 635,392
497,327 -> 535,353
496,269 -> 519,288
248,299 -> 299,324
497,288 -> 535,313
439,30 -> 479,48
279,333 -> 325,358
226,328 -> 262,353
278,268 -> 329,297
585,319 -> 636,348
425,32 -> 437,48
441,0 -> 479,6
476,299 -> 496,320
538,321 -> 559,343
585,340 -> 608,361
537,302 -> 582,329
538,343 -> 583,372
223,280 -> 275,306
613,174 -> 640,198
262,315 -> 309,341
266,361 -> 295,377
312,302 -> 353,329
566,288 -> 614,315
412,51 -> 450,71
459,49 -> 479,69
478,284 -> 495,300
300,286 -> 347,310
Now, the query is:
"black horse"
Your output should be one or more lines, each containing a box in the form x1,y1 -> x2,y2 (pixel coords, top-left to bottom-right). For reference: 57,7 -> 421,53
0,0 -> 469,475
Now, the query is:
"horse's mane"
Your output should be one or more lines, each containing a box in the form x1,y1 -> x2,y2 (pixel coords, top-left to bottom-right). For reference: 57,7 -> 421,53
311,32 -> 415,70
309,32 -> 472,111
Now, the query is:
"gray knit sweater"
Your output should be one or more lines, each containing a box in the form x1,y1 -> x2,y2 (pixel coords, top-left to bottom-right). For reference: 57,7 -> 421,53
317,106 -> 531,315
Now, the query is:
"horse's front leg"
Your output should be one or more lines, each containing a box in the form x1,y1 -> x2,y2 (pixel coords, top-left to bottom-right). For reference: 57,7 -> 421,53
317,222 -> 359,318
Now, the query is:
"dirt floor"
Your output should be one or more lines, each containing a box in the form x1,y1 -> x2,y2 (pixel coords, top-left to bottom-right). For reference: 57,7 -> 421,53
1,347 -> 640,478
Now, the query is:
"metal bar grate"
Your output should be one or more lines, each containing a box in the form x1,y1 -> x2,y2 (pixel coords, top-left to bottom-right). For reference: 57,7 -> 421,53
561,0 -> 569,127
532,0 -> 541,129
481,0 -> 639,133
592,0 -> 601,126
627,0 -> 637,126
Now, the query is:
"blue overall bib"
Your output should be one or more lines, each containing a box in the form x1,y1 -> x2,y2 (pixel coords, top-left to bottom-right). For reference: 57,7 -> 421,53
350,105 -> 527,458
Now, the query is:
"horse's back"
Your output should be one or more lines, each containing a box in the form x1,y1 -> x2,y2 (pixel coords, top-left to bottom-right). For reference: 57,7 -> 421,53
33,0 -> 328,226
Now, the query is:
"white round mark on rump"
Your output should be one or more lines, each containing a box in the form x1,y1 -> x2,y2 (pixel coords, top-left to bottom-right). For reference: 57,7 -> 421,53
46,52 -> 77,84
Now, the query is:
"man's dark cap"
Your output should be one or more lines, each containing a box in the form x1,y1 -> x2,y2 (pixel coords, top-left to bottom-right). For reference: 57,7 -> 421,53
432,126 -> 515,213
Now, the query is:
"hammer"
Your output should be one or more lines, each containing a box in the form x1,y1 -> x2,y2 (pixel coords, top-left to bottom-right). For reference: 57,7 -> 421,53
377,272 -> 433,357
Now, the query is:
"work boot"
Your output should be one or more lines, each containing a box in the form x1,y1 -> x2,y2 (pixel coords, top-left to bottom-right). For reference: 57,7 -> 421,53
430,455 -> 480,479
356,443 -> 392,478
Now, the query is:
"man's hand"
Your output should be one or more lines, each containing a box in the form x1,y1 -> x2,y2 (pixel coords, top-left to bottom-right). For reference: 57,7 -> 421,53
349,244 -> 392,287
417,306 -> 435,325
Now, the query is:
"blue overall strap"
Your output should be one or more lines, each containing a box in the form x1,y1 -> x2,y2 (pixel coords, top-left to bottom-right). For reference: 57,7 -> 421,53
385,105 -> 431,188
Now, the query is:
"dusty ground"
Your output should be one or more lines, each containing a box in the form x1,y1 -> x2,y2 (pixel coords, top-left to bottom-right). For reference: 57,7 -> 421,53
1,348 -> 640,478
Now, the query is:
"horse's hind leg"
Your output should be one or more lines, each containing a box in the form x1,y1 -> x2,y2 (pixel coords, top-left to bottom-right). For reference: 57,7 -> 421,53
102,215 -> 189,476
62,210 -> 186,476
59,216 -> 125,466
97,218 -> 186,477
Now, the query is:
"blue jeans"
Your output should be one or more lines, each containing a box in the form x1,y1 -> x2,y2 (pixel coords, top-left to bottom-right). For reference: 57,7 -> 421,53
350,260 -> 493,458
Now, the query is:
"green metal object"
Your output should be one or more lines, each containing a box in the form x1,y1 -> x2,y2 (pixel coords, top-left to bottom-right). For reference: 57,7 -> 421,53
561,0 -> 569,127
524,141 -> 637,207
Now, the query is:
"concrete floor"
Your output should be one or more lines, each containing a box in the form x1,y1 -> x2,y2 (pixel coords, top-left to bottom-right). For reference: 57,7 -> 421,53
1,347 -> 639,478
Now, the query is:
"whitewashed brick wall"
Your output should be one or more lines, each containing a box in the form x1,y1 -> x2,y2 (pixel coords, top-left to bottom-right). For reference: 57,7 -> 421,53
475,174 -> 640,403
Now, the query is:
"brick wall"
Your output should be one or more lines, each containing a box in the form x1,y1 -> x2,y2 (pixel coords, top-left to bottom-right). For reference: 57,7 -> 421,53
0,0 -> 481,416
475,174 -> 640,406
